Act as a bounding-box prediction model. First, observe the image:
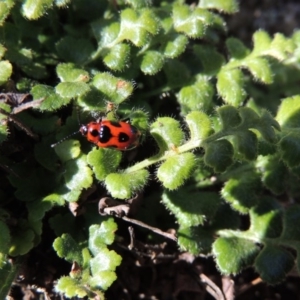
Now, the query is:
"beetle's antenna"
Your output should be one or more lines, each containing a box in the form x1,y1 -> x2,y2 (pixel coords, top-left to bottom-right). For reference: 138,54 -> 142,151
51,130 -> 80,148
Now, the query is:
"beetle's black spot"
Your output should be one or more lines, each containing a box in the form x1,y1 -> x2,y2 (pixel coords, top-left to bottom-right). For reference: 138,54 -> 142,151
90,129 -> 99,137
99,125 -> 113,143
118,132 -> 130,143
109,121 -> 122,128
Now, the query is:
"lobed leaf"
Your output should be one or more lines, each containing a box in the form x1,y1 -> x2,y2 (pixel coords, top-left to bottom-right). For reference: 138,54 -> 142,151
213,237 -> 260,274
162,189 -> 221,228
254,245 -> 294,284
198,0 -> 239,14
105,169 -> 149,199
157,153 -> 196,190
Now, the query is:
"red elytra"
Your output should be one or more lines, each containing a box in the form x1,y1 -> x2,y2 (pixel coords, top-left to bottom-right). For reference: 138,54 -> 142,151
80,119 -> 141,150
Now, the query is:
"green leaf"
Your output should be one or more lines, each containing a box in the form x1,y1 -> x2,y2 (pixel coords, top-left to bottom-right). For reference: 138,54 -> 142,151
56,63 -> 89,82
244,57 -> 272,84
163,34 -> 188,58
150,117 -> 184,152
157,153 -> 196,190
140,51 -> 164,75
213,237 -> 260,274
178,226 -> 214,254
87,148 -> 122,181
53,233 -> 82,264
249,196 -> 282,239
276,96 -> 300,128
204,140 -> 234,172
221,172 -> 261,213
235,131 -> 258,160
162,189 -> 221,227
56,276 -> 88,298
173,5 -> 213,38
31,84 -> 72,111
226,38 -> 250,59
217,68 -> 246,106
89,271 -> 117,291
193,45 -> 225,75
22,0 -> 53,20
92,73 -> 133,104
0,3 -> 11,26
255,245 -> 294,284
178,77 -> 214,113
217,105 -> 241,129
56,82 -> 90,98
90,248 -> 121,273
186,111 -> 212,142
64,155 -> 93,193
258,155 -> 286,195
0,61 -> 12,85
281,205 -> 300,240
105,169 -> 149,199
56,36 -> 95,64
198,0 -> 239,13
279,131 -> 300,168
89,219 -> 118,256
54,140 -> 81,162
118,8 -> 160,47
103,43 -> 130,71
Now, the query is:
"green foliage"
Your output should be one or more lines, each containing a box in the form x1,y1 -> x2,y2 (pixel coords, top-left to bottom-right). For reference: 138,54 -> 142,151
2,1 -> 300,298
53,219 -> 121,299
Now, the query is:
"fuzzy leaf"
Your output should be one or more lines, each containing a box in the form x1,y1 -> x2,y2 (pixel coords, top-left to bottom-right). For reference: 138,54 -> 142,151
162,189 -> 221,227
150,117 -> 184,152
56,36 -> 95,64
221,172 -> 261,213
178,77 -> 214,113
54,140 -> 81,162
204,140 -> 234,172
105,169 -> 149,199
255,245 -> 294,284
199,0 -> 239,13
258,155 -> 286,195
0,61 -> 12,85
140,51 -> 164,75
235,131 -> 258,160
217,68 -> 246,106
218,105 -> 241,129
31,84 -> 72,111
92,73 -> 133,104
56,63 -> 89,82
9,226 -> 35,256
281,205 -> 300,240
178,226 -> 214,255
163,34 -> 188,58
64,155 -> 93,193
118,8 -> 159,47
89,271 -> 118,291
53,233 -> 82,264
90,248 -> 121,274
244,57 -> 272,84
56,82 -> 90,98
89,220 -> 118,256
0,3 -> 11,25
279,131 -> 300,168
22,0 -> 53,19
226,38 -> 250,59
213,237 -> 260,274
103,43 -> 130,71
157,153 -> 196,190
276,96 -> 300,128
249,196 -> 282,239
87,148 -> 122,181
186,111 -> 213,141
56,276 -> 88,298
173,5 -> 213,38
193,45 -> 225,75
